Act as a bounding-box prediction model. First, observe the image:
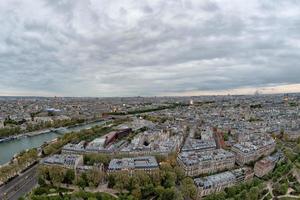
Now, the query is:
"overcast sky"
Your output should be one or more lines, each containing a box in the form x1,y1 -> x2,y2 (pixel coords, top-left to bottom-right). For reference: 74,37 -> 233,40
0,0 -> 300,97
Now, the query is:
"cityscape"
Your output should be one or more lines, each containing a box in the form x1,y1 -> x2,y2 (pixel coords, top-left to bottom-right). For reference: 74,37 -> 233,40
0,0 -> 300,200
0,94 -> 299,200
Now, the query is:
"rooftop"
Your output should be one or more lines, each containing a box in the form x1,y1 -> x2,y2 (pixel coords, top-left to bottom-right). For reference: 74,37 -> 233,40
108,156 -> 159,170
178,149 -> 235,166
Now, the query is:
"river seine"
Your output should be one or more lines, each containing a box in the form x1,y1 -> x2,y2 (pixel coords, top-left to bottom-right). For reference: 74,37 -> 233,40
0,121 -> 106,165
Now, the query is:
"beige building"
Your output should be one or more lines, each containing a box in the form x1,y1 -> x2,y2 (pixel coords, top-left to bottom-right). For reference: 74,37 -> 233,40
194,168 -> 254,198
254,158 -> 275,177
232,139 -> 275,165
177,149 -> 235,177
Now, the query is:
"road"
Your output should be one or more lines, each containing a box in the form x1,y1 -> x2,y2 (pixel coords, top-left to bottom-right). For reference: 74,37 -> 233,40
0,164 -> 38,200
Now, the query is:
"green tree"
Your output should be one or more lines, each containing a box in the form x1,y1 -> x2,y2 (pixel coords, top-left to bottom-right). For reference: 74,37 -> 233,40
180,177 -> 197,200
64,169 -> 75,184
114,173 -> 130,193
273,182 -> 288,196
49,166 -> 65,186
86,168 -> 106,187
162,171 -> 176,188
249,186 -> 259,200
131,186 -> 142,200
174,166 -> 185,182
38,176 -> 46,187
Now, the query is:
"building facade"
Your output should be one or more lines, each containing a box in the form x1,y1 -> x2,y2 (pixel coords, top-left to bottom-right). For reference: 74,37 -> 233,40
42,154 -> 83,170
194,167 -> 254,198
232,138 -> 275,165
107,156 -> 159,176
177,149 -> 235,176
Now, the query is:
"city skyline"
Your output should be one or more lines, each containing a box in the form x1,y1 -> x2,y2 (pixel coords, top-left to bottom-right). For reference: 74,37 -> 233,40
1,0 -> 300,97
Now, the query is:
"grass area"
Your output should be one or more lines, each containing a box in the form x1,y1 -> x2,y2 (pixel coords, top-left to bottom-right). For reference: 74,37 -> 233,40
32,185 -> 73,195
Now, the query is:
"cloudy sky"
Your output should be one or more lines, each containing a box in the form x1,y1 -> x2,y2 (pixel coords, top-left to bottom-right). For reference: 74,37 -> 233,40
0,0 -> 300,97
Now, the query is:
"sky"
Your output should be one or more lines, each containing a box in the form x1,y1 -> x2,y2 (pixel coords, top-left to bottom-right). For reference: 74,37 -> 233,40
0,0 -> 300,97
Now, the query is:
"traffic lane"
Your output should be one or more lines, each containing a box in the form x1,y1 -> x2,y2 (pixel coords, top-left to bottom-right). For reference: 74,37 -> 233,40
0,164 -> 38,192
8,174 -> 38,200
0,165 -> 37,193
0,164 -> 38,199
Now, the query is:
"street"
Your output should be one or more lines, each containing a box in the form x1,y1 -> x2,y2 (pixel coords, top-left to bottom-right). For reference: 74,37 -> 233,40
0,164 -> 38,200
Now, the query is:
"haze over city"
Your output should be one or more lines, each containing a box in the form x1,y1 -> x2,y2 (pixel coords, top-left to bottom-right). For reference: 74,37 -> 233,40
1,0 -> 300,97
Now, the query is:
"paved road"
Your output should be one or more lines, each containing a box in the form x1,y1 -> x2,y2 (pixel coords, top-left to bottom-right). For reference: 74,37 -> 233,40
0,164 -> 38,200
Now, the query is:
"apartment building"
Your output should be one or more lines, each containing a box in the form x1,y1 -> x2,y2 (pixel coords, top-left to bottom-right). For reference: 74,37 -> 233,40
42,154 -> 83,170
177,149 -> 235,176
194,167 -> 254,197
107,156 -> 159,176
231,138 -> 275,165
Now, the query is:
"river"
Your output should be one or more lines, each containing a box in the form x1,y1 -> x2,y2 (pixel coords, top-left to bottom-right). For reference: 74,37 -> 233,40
0,121 -> 106,165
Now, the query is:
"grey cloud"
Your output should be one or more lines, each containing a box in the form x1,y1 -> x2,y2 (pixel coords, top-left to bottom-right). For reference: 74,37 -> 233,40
0,0 -> 300,96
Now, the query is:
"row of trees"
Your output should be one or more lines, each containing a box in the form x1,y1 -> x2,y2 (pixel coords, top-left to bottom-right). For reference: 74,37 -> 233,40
203,178 -> 266,200
26,118 -> 85,132
0,149 -> 38,182
141,115 -> 169,124
0,126 -> 21,138
0,118 -> 86,138
107,159 -> 197,200
38,165 -> 107,189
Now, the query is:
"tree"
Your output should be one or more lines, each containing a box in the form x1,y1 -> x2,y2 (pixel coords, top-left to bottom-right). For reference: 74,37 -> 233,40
114,173 -> 130,193
38,176 -> 46,187
162,171 -> 176,188
76,175 -> 88,190
131,186 -> 142,200
135,171 -> 151,186
49,166 -> 65,186
180,177 -> 197,200
174,166 -> 185,182
273,182 -> 288,196
158,188 -> 174,200
108,174 -> 116,188
86,168 -> 105,187
204,191 -> 226,200
225,186 -> 237,198
141,184 -> 155,199
249,186 -> 259,200
296,143 -> 300,154
64,169 -> 75,184
38,166 -> 51,181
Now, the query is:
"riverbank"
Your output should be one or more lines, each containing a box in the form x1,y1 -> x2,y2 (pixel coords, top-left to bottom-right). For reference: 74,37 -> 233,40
0,120 -> 107,166
0,119 -> 104,144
